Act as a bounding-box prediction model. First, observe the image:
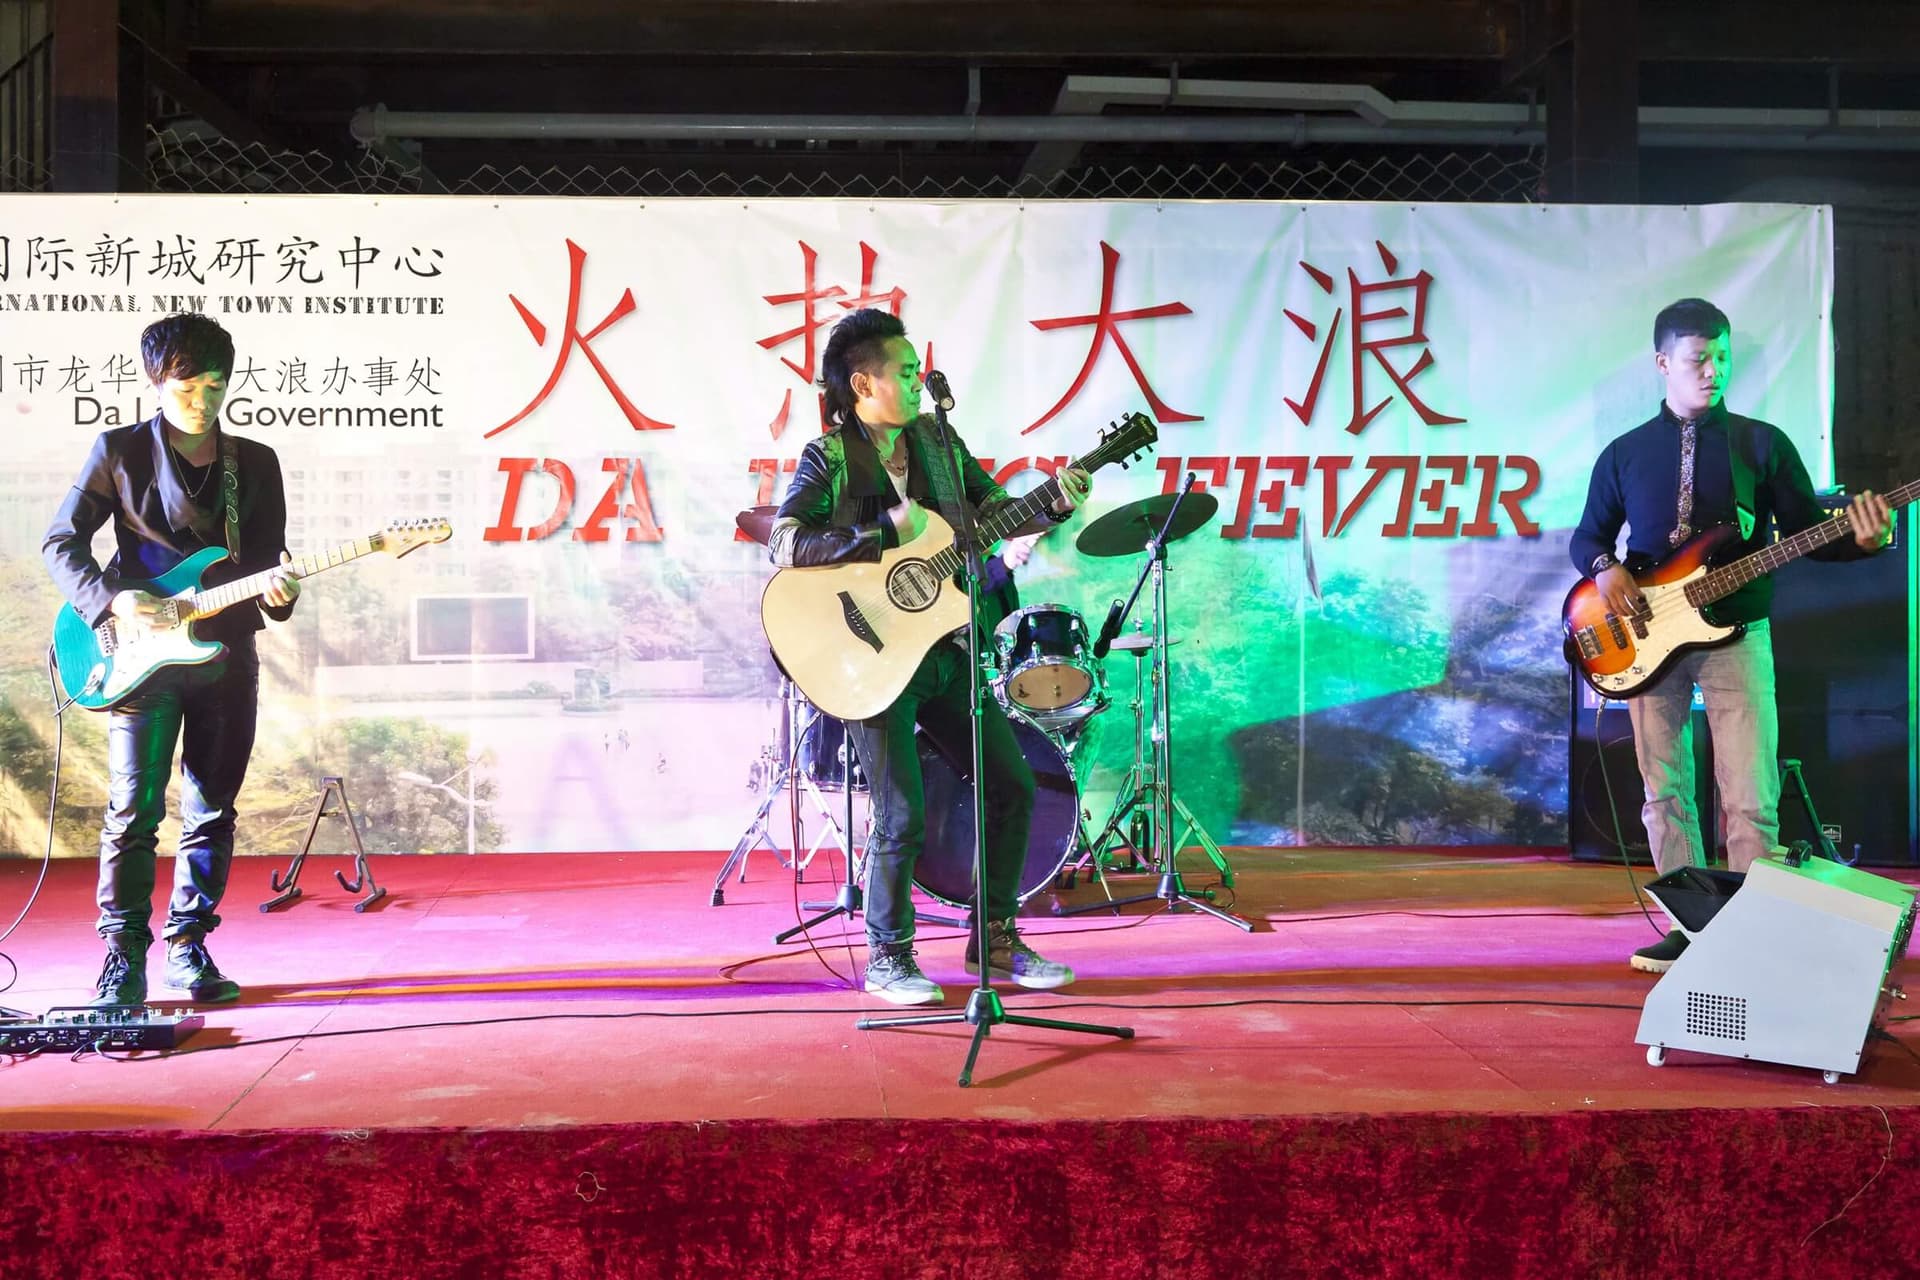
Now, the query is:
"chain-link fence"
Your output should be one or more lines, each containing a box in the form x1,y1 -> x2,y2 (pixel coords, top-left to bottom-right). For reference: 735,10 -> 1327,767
147,126 -> 1545,203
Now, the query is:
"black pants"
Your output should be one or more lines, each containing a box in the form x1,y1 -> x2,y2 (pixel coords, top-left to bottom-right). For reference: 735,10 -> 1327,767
97,640 -> 259,949
844,643 -> 1035,946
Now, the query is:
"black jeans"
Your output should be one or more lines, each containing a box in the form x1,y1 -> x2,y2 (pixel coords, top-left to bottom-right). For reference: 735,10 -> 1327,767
97,639 -> 259,949
844,642 -> 1035,947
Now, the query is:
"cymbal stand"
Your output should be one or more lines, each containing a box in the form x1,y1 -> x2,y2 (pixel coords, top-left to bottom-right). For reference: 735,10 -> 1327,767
1059,476 -> 1250,931
1058,634 -> 1153,893
710,681 -> 859,907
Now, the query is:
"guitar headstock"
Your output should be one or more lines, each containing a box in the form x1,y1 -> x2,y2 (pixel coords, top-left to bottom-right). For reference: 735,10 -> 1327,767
373,517 -> 454,559
1086,411 -> 1158,472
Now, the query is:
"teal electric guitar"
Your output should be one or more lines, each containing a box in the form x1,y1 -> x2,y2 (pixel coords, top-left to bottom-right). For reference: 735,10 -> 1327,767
51,517 -> 451,710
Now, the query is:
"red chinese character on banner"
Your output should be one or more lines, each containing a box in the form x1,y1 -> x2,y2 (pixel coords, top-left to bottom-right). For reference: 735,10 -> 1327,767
758,241 -> 912,439
489,239 -> 675,440
1283,240 -> 1466,435
1024,241 -> 1199,436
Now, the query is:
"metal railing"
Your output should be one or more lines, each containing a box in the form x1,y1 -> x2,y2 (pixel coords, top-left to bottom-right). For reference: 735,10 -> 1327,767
148,126 -> 1545,204
0,17 -> 49,193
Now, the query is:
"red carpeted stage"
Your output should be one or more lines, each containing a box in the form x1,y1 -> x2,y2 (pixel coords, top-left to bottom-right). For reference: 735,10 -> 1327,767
3,847 -> 1918,1278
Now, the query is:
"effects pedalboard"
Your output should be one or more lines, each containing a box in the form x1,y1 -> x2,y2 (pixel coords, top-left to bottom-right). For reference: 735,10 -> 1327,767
0,1005 -> 204,1054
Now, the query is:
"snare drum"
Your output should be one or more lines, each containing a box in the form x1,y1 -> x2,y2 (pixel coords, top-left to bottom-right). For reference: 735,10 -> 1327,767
992,603 -> 1105,736
910,708 -> 1079,909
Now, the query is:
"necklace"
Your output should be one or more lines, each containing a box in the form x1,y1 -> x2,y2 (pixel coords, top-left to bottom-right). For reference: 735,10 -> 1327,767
170,437 -> 218,502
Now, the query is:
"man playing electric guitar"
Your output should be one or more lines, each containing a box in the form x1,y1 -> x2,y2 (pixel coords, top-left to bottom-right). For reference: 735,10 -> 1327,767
43,313 -> 300,1007
767,308 -> 1090,1005
1570,297 -> 1892,974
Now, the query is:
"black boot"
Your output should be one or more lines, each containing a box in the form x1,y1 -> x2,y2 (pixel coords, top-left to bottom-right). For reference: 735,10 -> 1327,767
164,938 -> 241,1003
92,944 -> 149,1007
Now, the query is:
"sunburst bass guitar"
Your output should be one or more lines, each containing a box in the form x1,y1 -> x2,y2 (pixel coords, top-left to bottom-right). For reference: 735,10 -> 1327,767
52,517 -> 452,711
1562,480 -> 1916,698
762,412 -> 1159,722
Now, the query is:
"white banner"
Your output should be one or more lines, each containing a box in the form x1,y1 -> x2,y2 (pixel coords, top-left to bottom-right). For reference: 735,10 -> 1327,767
0,196 -> 1833,854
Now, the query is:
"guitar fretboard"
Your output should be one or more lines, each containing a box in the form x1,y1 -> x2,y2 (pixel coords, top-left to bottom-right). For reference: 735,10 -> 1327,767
919,428 -> 1142,580
183,536 -> 382,622
1689,479 -> 1920,607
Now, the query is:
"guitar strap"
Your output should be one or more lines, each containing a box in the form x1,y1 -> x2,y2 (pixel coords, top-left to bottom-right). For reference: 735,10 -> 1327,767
914,419 -> 969,531
219,433 -> 242,558
1728,418 -> 1758,541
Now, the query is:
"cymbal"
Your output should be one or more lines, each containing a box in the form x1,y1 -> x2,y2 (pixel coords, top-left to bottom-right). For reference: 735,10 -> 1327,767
1107,634 -> 1182,654
735,506 -> 779,545
1076,491 -> 1220,558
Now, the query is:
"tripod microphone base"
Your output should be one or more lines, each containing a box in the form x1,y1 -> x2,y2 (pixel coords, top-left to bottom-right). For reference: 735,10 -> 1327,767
776,883 -> 863,945
858,983 -> 1135,1087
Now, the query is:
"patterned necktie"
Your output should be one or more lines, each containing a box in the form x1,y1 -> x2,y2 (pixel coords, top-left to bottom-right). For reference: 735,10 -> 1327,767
1669,416 -> 1697,547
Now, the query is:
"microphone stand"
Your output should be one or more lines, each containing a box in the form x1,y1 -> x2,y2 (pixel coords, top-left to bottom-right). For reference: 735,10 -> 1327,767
855,372 -> 1133,1087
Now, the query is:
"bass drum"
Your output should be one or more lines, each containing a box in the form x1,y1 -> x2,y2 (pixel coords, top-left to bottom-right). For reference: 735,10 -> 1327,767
911,708 -> 1079,910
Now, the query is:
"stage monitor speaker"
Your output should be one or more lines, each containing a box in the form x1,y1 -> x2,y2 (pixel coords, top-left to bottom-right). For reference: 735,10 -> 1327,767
1567,681 -> 1716,866
1636,854 -> 1916,1081
1770,502 -> 1917,865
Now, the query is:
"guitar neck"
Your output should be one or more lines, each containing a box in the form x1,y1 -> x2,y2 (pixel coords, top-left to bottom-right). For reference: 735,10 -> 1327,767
183,537 -> 377,622
1694,478 -> 1920,605
925,457 -> 1086,582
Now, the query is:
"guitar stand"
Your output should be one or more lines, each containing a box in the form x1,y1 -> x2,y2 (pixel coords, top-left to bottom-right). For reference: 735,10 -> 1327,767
261,775 -> 387,913
1780,757 -> 1844,862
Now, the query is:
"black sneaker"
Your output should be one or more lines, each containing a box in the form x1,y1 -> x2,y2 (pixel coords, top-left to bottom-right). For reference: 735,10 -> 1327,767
965,918 -> 1075,990
1630,929 -> 1689,974
863,943 -> 943,1006
91,946 -> 148,1007
163,939 -> 241,1003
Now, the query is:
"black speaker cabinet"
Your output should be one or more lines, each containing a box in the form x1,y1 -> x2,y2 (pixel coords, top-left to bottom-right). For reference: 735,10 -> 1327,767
1770,503 -> 1917,865
1568,681 -> 1716,865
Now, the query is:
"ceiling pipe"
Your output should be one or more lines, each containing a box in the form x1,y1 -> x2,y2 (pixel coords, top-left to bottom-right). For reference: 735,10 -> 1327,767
349,75 -> 1920,153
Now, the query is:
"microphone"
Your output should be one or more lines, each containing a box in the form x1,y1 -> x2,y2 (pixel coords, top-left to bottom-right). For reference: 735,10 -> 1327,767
925,370 -> 955,412
1091,598 -> 1125,660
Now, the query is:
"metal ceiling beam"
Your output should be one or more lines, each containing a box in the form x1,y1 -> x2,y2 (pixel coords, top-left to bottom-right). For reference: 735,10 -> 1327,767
350,80 -> 1920,154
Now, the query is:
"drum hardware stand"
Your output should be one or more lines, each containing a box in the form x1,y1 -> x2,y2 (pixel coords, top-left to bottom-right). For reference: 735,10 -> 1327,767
775,752 -> 970,945
1057,476 -> 1250,931
711,682 -> 860,907
855,372 -> 1133,1086
261,775 -> 387,913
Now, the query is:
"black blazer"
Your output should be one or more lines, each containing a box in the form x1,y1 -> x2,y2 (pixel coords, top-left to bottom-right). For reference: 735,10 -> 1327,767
43,414 -> 294,645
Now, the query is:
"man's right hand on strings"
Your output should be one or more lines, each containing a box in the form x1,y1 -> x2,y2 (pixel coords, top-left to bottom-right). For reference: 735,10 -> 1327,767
888,497 -> 928,542
1595,565 -> 1645,618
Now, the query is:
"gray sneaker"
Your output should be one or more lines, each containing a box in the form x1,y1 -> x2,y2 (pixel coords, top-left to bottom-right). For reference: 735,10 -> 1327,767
91,945 -> 148,1007
864,943 -> 943,1006
965,919 -> 1075,990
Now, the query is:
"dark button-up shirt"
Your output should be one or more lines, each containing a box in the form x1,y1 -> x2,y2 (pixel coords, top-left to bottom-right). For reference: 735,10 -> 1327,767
1570,401 -> 1859,624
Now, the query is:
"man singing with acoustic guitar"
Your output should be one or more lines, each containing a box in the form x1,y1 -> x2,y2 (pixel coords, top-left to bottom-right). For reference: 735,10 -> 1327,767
1569,297 -> 1892,974
44,313 -> 299,1007
766,309 -> 1090,1005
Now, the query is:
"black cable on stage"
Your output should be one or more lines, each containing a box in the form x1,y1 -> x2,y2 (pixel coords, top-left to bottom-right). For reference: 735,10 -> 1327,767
1592,700 -> 1670,938
29,991 -> 1671,1062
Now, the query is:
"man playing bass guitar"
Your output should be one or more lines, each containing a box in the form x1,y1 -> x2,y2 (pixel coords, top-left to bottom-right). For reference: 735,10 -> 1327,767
43,313 -> 300,1007
1569,297 -> 1891,974
767,309 -> 1090,1005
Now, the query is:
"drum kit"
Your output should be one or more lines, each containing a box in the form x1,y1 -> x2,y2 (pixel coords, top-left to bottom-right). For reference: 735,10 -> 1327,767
716,485 -> 1242,928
